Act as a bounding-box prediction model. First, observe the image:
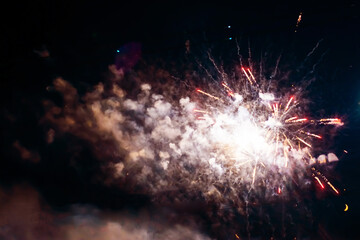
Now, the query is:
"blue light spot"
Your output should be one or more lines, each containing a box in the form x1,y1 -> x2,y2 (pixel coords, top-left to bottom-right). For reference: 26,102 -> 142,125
116,50 -> 120,53
228,37 -> 232,40
228,25 -> 231,28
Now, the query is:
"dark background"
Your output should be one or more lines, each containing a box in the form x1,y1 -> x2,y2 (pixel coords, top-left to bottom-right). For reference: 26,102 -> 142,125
1,0 -> 360,239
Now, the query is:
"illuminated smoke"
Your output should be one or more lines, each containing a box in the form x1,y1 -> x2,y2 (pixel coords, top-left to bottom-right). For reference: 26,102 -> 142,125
0,185 -> 211,240
43,71 -> 314,200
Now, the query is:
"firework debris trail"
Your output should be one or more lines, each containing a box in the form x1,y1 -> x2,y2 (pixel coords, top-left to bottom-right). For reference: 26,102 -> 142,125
295,12 -> 303,32
42,45 -> 343,238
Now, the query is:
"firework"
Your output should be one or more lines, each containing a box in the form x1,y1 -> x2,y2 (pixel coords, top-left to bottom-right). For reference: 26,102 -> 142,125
194,65 -> 342,194
44,46 -> 344,239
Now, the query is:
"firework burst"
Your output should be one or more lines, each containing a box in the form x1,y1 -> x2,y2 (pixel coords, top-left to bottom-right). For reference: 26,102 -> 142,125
43,44 -> 344,238
193,62 -> 342,196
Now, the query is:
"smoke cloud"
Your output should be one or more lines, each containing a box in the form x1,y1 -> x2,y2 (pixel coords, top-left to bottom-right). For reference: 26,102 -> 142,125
0,184 -> 211,240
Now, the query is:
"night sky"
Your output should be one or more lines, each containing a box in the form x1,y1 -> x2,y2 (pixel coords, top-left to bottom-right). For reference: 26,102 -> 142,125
1,1 -> 360,239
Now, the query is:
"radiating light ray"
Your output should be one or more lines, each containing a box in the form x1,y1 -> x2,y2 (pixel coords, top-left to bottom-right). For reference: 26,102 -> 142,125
282,133 -> 294,149
247,68 -> 256,83
312,167 -> 341,195
221,82 -> 232,91
301,131 -> 322,139
251,164 -> 257,186
296,136 -> 312,148
273,103 -> 279,117
290,118 -> 308,123
319,118 -> 344,126
285,116 -> 298,122
307,150 -> 315,162
314,176 -> 325,189
193,109 -> 208,114
196,89 -> 222,101
327,181 -> 339,194
221,82 -> 235,97
284,96 -> 294,112
242,67 -> 253,85
196,116 -> 207,120
267,102 -> 272,110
